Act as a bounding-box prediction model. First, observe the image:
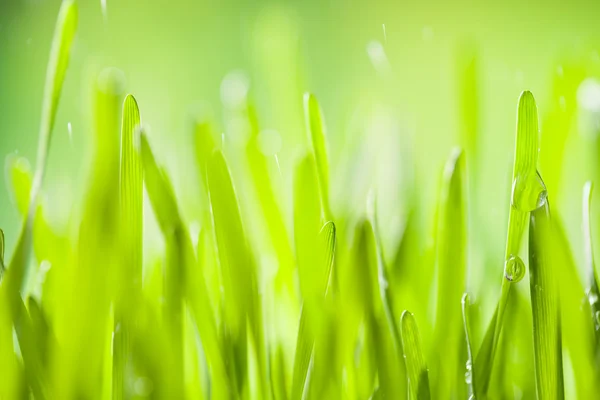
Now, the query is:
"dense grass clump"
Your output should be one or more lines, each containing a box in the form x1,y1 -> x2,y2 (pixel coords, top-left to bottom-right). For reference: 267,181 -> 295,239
4,1 -> 600,399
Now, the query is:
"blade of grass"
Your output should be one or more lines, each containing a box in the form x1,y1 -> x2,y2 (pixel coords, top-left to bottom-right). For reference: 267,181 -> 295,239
291,221 -> 336,400
582,182 -> 600,364
2,0 -> 77,296
113,94 -> 143,399
401,311 -> 430,400
207,149 -> 268,398
432,148 -> 466,398
246,104 -> 295,284
529,199 -> 564,399
475,91 -> 545,395
141,132 -> 230,397
304,93 -> 332,220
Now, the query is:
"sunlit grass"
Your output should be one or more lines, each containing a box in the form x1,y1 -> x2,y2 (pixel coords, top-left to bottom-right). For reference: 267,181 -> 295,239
3,1 -> 600,399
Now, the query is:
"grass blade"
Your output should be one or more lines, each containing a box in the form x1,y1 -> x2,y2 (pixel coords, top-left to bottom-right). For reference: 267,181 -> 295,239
207,149 -> 267,397
291,221 -> 336,400
119,94 -> 143,291
529,199 -> 564,399
475,91 -> 544,394
113,94 -> 143,399
401,311 -> 430,400
582,181 -> 600,362
304,93 -> 331,219
432,148 -> 466,398
2,0 -> 77,296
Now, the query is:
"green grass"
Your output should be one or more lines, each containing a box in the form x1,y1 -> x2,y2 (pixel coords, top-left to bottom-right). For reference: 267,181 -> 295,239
3,1 -> 600,399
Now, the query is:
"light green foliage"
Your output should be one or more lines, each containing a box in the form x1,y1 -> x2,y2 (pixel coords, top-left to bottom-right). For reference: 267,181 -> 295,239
401,311 -> 430,400
304,93 -> 331,220
475,91 -> 545,396
432,148 -> 466,398
529,200 -> 564,399
4,2 -> 600,399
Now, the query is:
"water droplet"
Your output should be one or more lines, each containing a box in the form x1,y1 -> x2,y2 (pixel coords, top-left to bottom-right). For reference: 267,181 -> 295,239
511,171 -> 547,212
465,370 -> 472,385
67,122 -> 72,143
382,23 -> 387,42
504,255 -> 526,283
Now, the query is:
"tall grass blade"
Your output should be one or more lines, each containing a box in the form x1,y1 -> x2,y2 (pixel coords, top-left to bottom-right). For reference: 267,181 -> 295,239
113,94 -> 143,399
246,104 -> 295,282
119,94 -> 143,291
529,200 -> 564,399
207,149 -> 267,397
401,311 -> 430,400
475,91 -> 544,394
582,182 -> 600,362
304,93 -> 331,219
291,221 -> 336,400
432,148 -> 466,398
2,0 -> 77,296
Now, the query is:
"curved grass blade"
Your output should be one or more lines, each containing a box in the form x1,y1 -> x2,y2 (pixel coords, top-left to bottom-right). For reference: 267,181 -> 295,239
291,221 -> 336,400
293,154 -> 323,303
2,0 -> 77,296
141,133 -> 229,396
113,94 -> 143,399
246,104 -> 295,283
290,155 -> 325,399
529,200 -> 564,399
583,182 -> 600,362
401,311 -> 430,400
475,91 -> 543,394
119,94 -> 143,290
304,93 -> 331,219
432,148 -> 466,398
462,293 -> 477,398
359,218 -> 404,398
207,149 -> 267,397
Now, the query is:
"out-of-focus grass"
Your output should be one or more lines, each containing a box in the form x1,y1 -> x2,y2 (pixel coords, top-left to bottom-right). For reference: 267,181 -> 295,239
4,1 -> 600,399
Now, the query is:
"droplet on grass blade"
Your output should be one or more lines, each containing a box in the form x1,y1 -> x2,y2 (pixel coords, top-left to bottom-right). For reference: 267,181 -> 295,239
504,254 -> 526,282
511,170 -> 547,212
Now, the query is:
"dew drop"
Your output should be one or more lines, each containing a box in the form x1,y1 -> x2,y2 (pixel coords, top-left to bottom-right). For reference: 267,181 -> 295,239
465,359 -> 473,384
511,171 -> 547,212
504,255 -> 526,283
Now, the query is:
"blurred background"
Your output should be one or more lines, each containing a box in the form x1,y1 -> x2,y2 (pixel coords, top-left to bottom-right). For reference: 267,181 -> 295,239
2,0 -> 600,310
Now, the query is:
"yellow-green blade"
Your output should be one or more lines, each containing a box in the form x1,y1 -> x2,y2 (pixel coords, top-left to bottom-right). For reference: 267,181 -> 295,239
207,149 -> 267,397
293,154 -> 323,304
291,221 -> 336,400
2,0 -> 78,296
401,311 -> 430,400
475,91 -> 544,394
304,93 -> 331,219
529,200 -> 564,399
119,94 -> 143,290
31,0 -> 78,208
582,182 -> 600,360
432,148 -> 466,398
